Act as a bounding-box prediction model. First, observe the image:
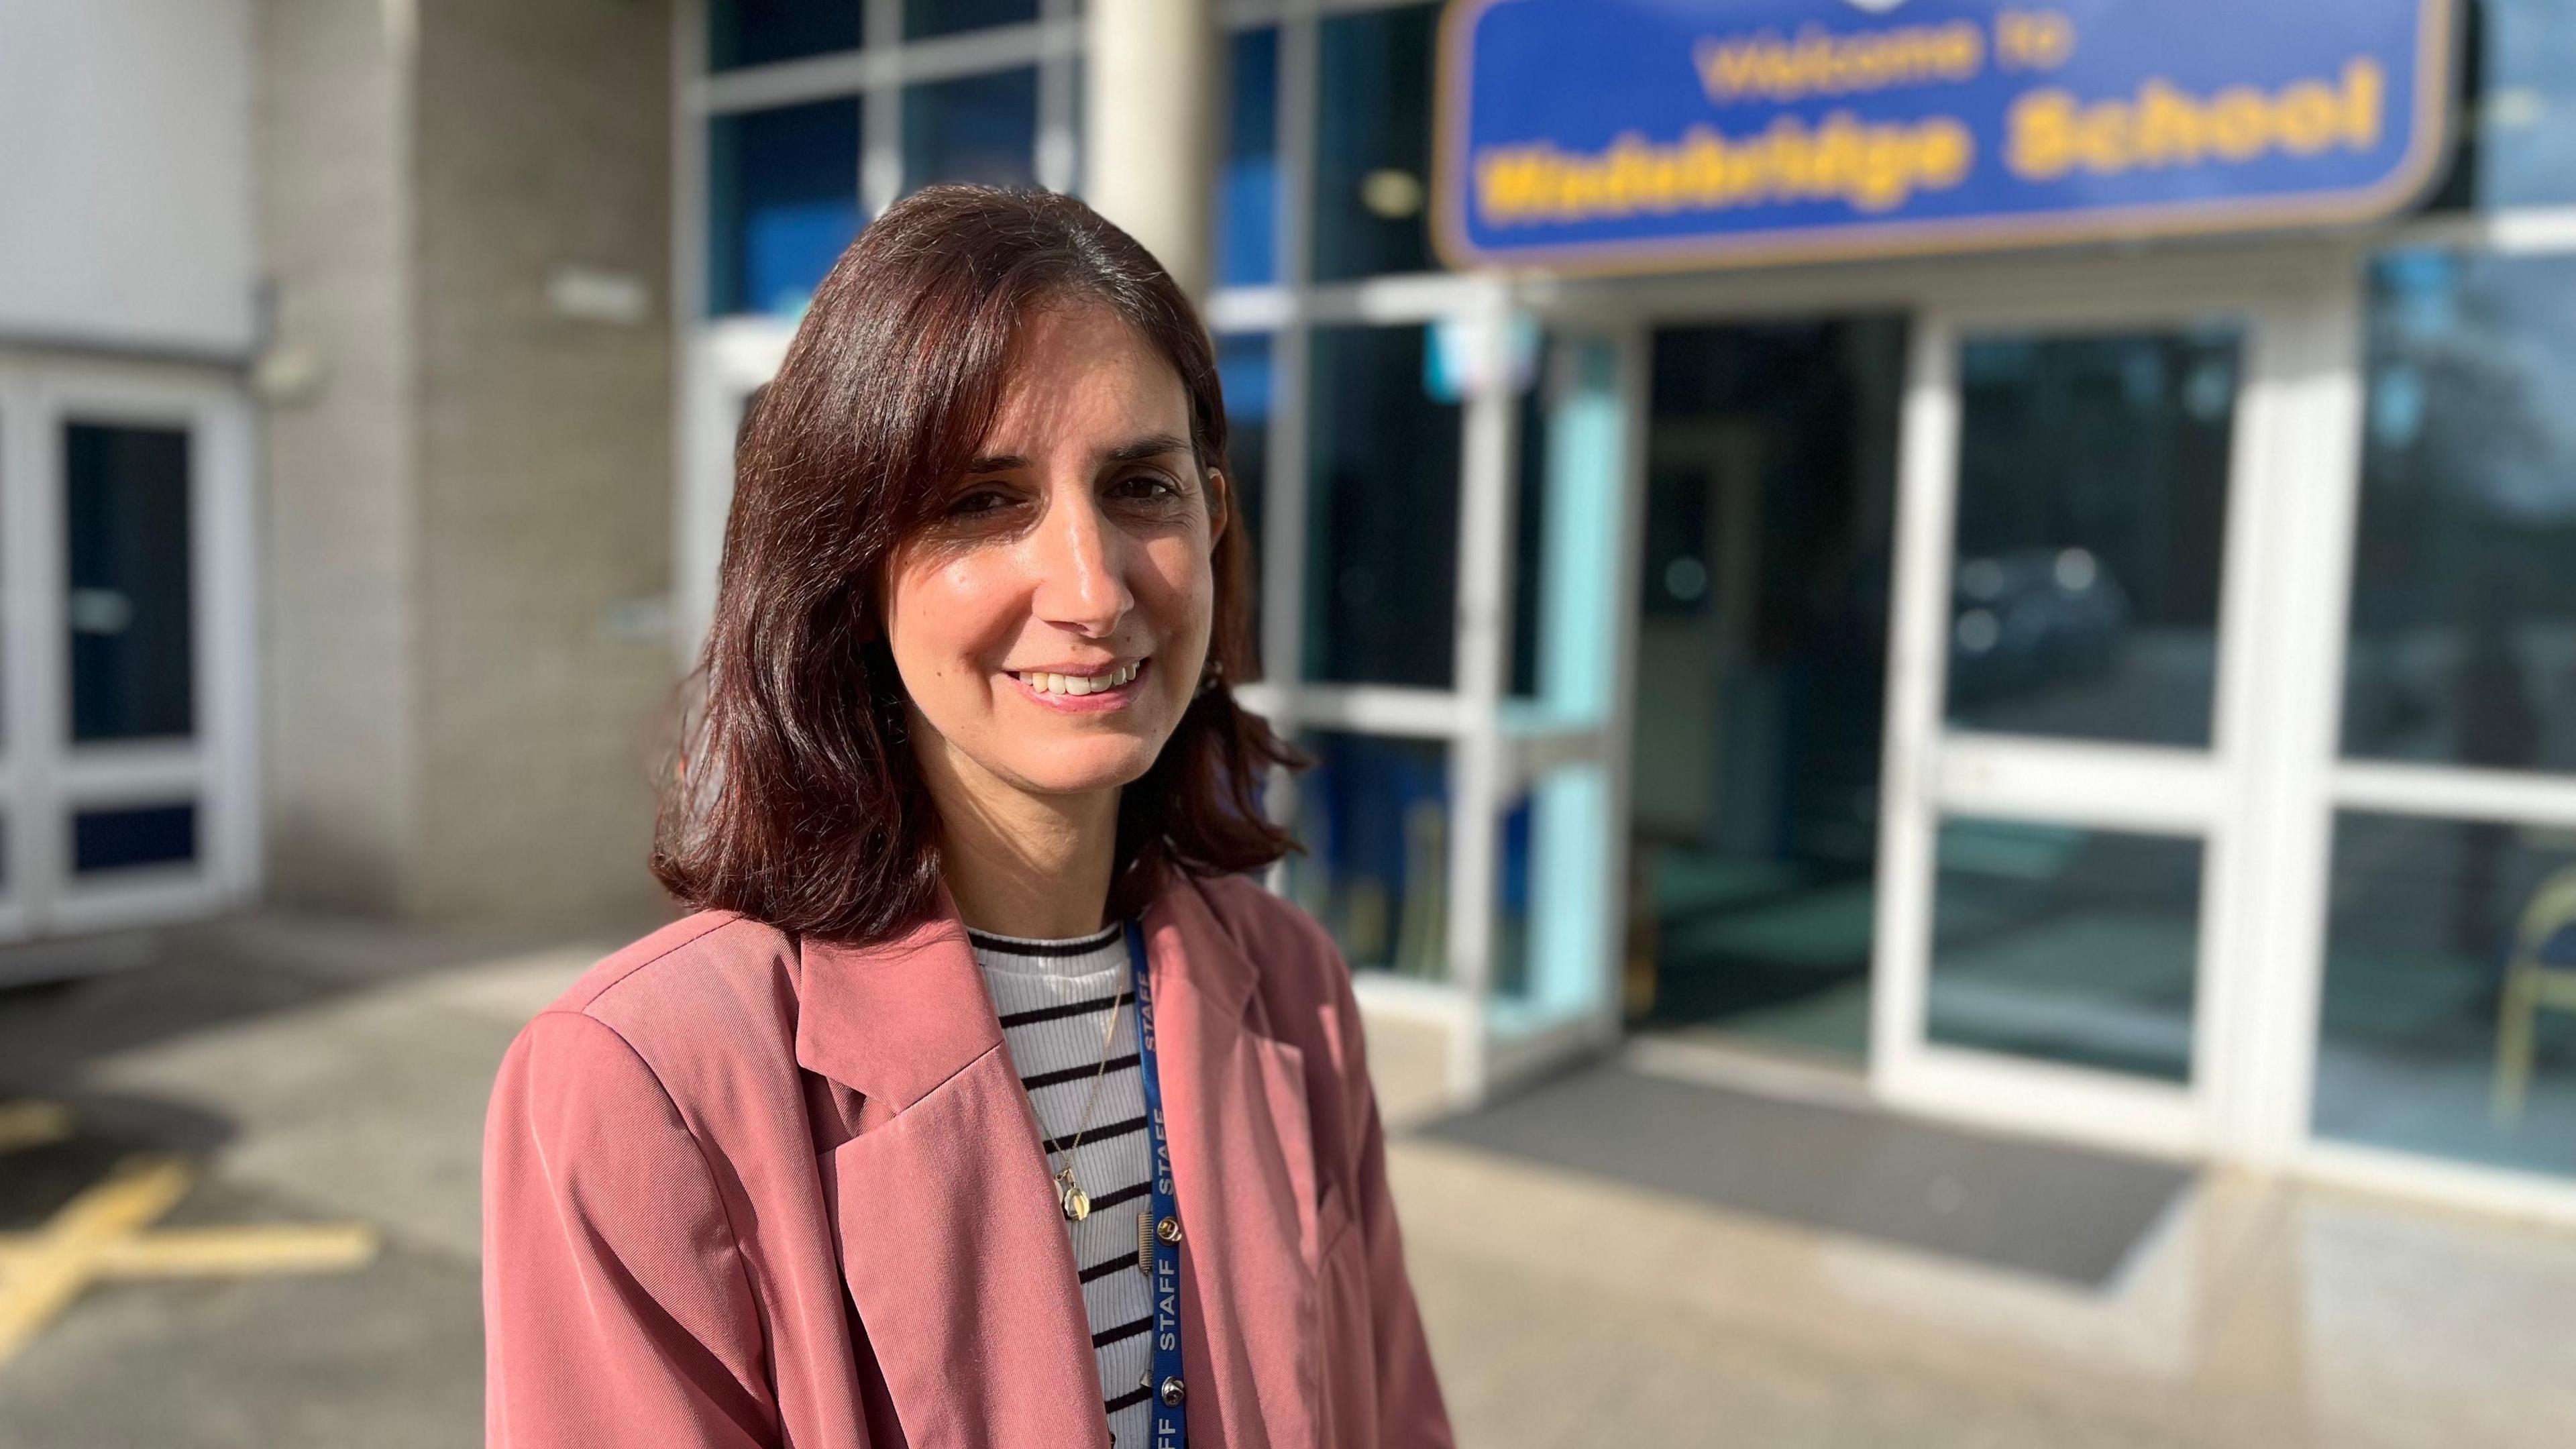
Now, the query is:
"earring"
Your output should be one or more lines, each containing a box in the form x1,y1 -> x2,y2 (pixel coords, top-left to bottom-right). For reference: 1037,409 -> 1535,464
1196,657 -> 1224,696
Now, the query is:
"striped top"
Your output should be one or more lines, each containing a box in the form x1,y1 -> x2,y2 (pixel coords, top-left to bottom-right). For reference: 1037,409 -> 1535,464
971,923 -> 1156,1449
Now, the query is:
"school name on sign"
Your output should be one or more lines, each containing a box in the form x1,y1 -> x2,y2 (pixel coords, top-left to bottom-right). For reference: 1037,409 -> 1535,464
1432,0 -> 2456,272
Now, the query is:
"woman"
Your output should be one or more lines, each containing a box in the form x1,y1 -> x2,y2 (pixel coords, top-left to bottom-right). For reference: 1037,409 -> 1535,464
482,185 -> 1454,1449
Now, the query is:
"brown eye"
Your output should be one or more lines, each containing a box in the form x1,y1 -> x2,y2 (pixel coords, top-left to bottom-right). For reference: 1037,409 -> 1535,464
1114,472 -> 1185,502
948,486 -> 1013,516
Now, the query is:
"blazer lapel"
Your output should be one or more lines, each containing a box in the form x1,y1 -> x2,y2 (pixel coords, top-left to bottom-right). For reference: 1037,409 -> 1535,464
1146,881 -> 1325,1449
797,905 -> 1111,1449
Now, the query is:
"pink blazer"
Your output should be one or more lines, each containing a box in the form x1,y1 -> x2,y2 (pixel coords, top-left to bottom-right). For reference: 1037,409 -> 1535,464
482,872 -> 1455,1448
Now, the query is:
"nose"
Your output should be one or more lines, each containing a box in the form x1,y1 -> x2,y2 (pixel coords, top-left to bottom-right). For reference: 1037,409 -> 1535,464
1028,487 -> 1132,637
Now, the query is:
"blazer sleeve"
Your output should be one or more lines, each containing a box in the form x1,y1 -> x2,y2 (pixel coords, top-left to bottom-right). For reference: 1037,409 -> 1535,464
483,1010 -> 781,1449
1324,945 -> 1458,1448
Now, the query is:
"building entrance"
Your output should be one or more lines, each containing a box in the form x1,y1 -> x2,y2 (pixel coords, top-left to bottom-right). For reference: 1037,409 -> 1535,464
1626,318 -> 1905,1061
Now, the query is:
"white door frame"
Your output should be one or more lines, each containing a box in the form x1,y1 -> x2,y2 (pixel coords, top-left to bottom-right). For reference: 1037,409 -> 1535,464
0,353 -> 260,945
1868,257 -> 2366,1163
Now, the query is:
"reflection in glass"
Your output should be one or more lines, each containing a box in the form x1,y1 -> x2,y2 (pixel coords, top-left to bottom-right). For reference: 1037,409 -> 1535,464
1928,819 -> 2201,1083
2318,812 -> 2576,1179
74,802 -> 197,873
2461,1 -> 2576,209
708,0 -> 859,72
1629,321 -> 1904,1059
1216,333 -> 1271,641
902,68 -> 1038,193
708,100 -> 862,317
1948,331 -> 2238,747
2345,252 -> 2576,774
904,0 -> 1036,41
1313,3 -> 1440,281
1216,27 -> 1281,288
1291,733 -> 1448,978
1303,325 -> 1459,687
1495,763 -> 1612,1018
66,423 -> 193,743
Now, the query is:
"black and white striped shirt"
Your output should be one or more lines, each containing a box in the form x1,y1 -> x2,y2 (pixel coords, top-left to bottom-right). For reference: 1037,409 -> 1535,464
970,923 -> 1156,1448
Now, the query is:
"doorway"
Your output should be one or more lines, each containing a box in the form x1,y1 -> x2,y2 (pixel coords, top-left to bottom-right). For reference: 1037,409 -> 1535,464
0,356 -> 256,949
1626,318 -> 1906,1062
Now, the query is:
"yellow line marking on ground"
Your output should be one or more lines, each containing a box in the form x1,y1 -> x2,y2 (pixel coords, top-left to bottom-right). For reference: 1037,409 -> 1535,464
0,1101 -> 72,1155
0,1154 -> 380,1367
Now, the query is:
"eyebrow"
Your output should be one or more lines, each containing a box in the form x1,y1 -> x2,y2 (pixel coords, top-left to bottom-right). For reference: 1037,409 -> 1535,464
961,433 -> 1194,476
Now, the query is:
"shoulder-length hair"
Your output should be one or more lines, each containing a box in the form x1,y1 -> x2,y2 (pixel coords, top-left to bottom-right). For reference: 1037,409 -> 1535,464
652,184 -> 1299,944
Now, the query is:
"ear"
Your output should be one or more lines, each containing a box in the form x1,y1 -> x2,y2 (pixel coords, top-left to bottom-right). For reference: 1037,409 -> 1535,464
1205,467 -> 1230,549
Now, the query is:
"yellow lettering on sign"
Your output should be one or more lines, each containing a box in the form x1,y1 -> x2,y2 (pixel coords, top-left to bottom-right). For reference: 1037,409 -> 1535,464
1694,21 -> 1984,105
2008,58 -> 2385,180
1993,8 -> 2076,72
1474,114 -> 1976,226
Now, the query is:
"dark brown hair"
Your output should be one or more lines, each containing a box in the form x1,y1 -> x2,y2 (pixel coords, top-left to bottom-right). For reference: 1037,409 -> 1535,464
652,185 -> 1299,944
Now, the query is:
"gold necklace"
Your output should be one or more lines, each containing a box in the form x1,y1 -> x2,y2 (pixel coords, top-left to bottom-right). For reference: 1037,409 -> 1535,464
1042,983 -> 1129,1222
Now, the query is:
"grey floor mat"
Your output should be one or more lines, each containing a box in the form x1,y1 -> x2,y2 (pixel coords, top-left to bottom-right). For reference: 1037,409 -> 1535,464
1419,1061 -> 2194,1289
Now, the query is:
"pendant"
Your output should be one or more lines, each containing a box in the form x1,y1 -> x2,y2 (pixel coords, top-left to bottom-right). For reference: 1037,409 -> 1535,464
1057,1168 -> 1091,1222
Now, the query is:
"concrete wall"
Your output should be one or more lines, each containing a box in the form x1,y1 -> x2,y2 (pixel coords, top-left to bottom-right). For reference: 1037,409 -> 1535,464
412,0 -> 676,922
0,0 -> 257,354
258,0 -> 676,926
257,0 -> 422,913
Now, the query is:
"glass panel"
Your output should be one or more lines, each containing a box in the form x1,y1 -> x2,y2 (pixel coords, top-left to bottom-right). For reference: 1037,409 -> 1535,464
1513,333 -> 1640,724
1927,819 -> 2201,1083
1313,3 -> 1440,281
2318,812 -> 2576,1179
2344,251 -> 2576,773
73,802 -> 197,874
1628,321 -> 1902,1059
1495,763 -> 1611,1019
1216,333 -> 1271,643
1215,26 -> 1280,288
66,423 -> 194,743
2465,0 -> 2576,209
1290,732 -> 1449,979
902,67 -> 1038,193
708,99 -> 862,318
1303,325 -> 1460,688
904,0 -> 1036,42
1948,330 -> 2239,748
708,0 -> 859,71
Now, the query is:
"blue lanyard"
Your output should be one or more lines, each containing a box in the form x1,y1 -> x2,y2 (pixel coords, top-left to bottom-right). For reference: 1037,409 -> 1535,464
1124,919 -> 1188,1449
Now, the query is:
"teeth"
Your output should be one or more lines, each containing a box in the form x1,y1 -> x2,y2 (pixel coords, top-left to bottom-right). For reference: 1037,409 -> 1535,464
1016,661 -> 1141,696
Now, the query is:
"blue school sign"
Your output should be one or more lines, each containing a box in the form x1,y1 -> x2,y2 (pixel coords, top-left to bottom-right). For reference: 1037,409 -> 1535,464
1432,0 -> 2458,273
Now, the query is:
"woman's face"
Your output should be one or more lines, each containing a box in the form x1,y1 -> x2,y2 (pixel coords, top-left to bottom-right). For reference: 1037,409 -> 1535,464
882,302 -> 1224,808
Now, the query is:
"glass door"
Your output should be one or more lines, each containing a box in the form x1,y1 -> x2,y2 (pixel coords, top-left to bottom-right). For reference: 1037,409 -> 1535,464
0,358 -> 256,949
1872,281 -> 2304,1156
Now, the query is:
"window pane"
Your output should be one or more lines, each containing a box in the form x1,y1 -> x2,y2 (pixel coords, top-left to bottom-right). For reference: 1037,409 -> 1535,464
1628,321 -> 1903,1060
1948,331 -> 2239,747
1217,332 -> 1271,643
2319,812 -> 2576,1179
1928,819 -> 2201,1083
2345,251 -> 2576,773
1495,763 -> 1611,1018
1303,325 -> 1459,687
904,0 -> 1036,42
74,802 -> 197,874
1290,732 -> 1449,978
903,67 -> 1038,193
708,0 -> 859,71
1313,3 -> 1440,281
66,423 -> 193,743
2466,0 -> 2576,209
708,99 -> 862,318
1216,26 -> 1280,288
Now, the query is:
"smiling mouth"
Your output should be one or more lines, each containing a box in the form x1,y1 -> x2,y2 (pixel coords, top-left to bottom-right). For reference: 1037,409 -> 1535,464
1007,658 -> 1144,698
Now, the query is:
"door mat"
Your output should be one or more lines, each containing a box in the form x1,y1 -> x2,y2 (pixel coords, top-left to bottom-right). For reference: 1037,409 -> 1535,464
1419,1061 -> 2193,1289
